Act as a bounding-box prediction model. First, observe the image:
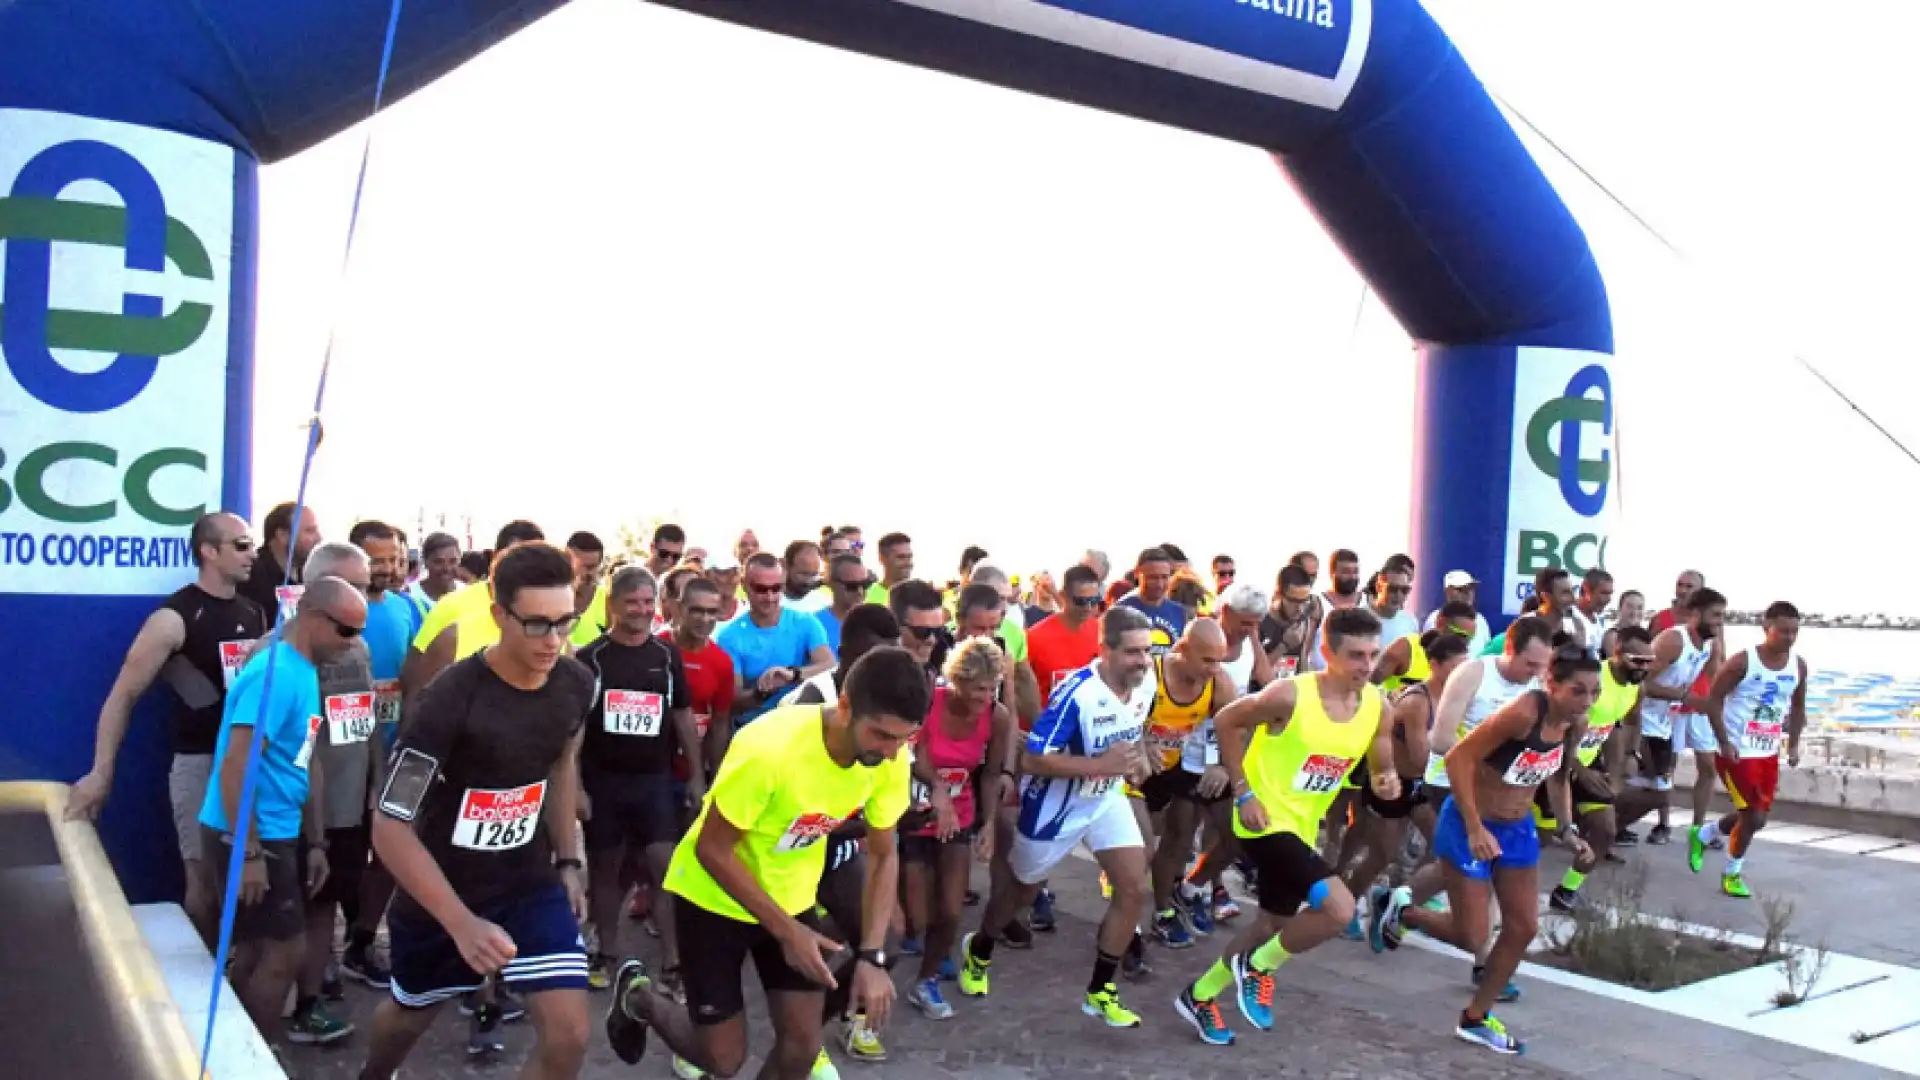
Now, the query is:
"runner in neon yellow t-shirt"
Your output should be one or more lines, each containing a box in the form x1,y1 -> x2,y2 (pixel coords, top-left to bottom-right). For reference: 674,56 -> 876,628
606,648 -> 929,1078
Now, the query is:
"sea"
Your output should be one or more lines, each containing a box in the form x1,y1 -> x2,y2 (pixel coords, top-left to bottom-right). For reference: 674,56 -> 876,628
1719,625 -> 1919,681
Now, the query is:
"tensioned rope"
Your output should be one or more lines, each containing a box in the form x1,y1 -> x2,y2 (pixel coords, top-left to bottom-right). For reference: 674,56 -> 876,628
197,2 -> 406,1074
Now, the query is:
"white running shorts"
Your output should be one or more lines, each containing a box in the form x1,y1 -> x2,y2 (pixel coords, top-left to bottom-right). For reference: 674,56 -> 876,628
1007,793 -> 1142,885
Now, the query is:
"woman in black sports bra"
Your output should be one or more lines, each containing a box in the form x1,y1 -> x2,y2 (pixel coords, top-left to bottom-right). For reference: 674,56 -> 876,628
1372,645 -> 1597,1057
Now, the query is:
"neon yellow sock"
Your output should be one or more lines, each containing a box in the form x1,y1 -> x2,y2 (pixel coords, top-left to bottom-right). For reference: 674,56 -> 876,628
1250,936 -> 1292,973
1560,868 -> 1587,892
1192,959 -> 1234,1001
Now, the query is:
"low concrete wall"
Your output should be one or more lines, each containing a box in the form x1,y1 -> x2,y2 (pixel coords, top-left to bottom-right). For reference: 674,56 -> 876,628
1674,757 -> 1920,840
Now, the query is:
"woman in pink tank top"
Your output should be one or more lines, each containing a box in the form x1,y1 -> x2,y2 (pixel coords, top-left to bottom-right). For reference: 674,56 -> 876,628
901,639 -> 1015,1017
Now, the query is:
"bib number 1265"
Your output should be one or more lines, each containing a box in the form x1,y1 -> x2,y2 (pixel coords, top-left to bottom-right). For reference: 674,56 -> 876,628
453,782 -> 546,851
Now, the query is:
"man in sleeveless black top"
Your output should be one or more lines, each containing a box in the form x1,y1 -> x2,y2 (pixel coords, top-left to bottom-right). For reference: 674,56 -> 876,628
68,511 -> 268,944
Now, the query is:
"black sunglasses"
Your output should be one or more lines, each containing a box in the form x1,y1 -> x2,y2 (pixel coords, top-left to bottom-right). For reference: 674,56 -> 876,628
685,604 -> 722,618
747,582 -> 783,596
320,612 -> 363,639
834,577 -> 869,591
504,608 -> 581,639
228,536 -> 256,552
1070,595 -> 1102,609
903,624 -> 943,640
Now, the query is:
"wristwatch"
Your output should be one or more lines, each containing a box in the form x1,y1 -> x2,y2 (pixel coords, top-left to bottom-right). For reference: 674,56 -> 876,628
855,948 -> 889,970
555,857 -> 585,872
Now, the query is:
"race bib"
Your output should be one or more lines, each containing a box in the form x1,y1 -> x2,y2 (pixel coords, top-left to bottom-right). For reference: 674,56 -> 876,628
1742,708 -> 1784,758
218,641 -> 250,689
604,690 -> 664,737
1083,776 -> 1119,798
275,585 -> 303,623
325,691 -> 376,745
1292,753 -> 1353,794
774,811 -> 847,853
1501,746 -> 1563,787
372,679 -> 402,726
1275,656 -> 1299,678
1181,720 -> 1219,773
1148,723 -> 1187,768
936,767 -> 970,800
1579,722 -> 1615,754
453,782 -> 546,851
292,715 -> 321,771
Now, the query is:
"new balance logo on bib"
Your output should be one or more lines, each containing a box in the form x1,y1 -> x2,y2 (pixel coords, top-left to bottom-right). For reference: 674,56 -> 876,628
455,782 -> 547,851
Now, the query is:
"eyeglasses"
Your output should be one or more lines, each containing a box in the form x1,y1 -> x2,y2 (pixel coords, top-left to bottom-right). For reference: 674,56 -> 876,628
747,582 -> 783,596
227,536 -> 256,552
685,605 -> 721,618
319,611 -> 363,639
504,607 -> 581,639
1070,594 -> 1102,609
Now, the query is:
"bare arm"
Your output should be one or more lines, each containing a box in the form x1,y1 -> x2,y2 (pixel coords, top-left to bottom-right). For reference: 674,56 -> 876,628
1443,699 -> 1536,824
1788,657 -> 1810,759
1011,662 -> 1041,727
695,806 -> 812,940
1545,718 -> 1585,835
1640,630 -> 1688,701
1248,639 -> 1277,689
217,726 -> 262,850
1216,680 -> 1298,795
543,728 -> 584,861
1704,649 -> 1749,748
799,644 -> 836,680
399,627 -> 457,725
672,708 -> 707,804
1369,638 -> 1411,686
371,812 -> 474,932
978,703 -> 1015,823
859,827 -> 899,951
69,609 -> 186,818
1397,692 -> 1431,772
1428,659 -> 1486,757
703,698 -> 732,779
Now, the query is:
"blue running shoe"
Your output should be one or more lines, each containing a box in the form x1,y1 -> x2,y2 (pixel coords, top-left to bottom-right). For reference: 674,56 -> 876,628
899,937 -> 924,957
937,955 -> 958,982
1153,909 -> 1194,949
1471,966 -> 1522,1003
1456,1014 -> 1524,1055
1174,986 -> 1235,1046
1030,888 -> 1057,932
1181,888 -> 1215,936
1227,952 -> 1274,1031
1340,910 -> 1365,941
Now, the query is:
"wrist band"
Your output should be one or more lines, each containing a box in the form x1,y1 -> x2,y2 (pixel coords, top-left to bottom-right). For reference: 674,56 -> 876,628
1234,791 -> 1256,807
555,857 -> 584,871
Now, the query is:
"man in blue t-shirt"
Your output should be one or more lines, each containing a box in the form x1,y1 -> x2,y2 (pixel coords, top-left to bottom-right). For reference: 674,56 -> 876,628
198,576 -> 367,1037
717,552 -> 834,726
1116,547 -> 1189,656
349,521 -> 423,738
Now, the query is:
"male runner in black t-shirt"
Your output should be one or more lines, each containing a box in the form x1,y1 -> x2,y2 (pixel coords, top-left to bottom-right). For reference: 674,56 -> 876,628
576,566 -> 699,992
68,511 -> 268,945
358,543 -> 597,1080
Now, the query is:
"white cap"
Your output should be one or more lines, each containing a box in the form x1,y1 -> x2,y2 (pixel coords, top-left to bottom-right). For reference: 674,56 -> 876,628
1443,570 -> 1478,588
707,552 -> 740,572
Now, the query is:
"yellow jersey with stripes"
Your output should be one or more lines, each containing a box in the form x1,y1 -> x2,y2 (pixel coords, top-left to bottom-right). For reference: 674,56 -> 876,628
1144,653 -> 1213,771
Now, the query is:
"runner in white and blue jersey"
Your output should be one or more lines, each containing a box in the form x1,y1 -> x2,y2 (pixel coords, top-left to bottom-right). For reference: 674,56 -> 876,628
958,606 -> 1157,1028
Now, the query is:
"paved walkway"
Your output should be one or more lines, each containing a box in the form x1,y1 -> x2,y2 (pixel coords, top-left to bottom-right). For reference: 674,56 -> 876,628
277,819 -> 1914,1080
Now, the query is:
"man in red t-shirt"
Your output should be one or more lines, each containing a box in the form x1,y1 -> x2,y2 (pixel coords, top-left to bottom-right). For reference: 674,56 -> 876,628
1026,566 -> 1105,728
665,578 -> 735,792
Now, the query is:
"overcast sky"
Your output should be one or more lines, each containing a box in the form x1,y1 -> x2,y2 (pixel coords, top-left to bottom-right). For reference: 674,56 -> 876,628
248,0 -> 1920,613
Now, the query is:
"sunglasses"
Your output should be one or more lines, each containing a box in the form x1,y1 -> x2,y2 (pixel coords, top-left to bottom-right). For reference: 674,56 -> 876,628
834,577 -> 869,591
1382,584 -> 1411,596
850,539 -> 866,553
903,623 -> 944,640
748,582 -> 784,596
320,611 -> 363,639
1070,594 -> 1103,609
227,536 -> 256,552
1215,569 -> 1236,580
655,547 -> 684,561
685,605 -> 721,618
504,608 -> 581,639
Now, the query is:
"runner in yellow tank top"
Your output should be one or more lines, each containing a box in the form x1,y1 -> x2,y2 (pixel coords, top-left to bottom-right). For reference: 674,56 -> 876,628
1372,603 -> 1478,691
1541,625 -> 1662,912
1173,608 -> 1400,1047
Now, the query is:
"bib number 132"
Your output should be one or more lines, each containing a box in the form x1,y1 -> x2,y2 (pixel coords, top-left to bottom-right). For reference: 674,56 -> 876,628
453,783 -> 546,851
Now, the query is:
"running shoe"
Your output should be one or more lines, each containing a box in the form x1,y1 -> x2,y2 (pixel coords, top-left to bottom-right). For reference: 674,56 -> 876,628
1687,826 -> 1707,873
1708,834 -> 1726,850
1614,828 -> 1640,846
461,987 -> 527,1022
1001,918 -> 1035,949
606,959 -> 652,1066
1549,886 -> 1581,913
1648,824 -> 1673,845
1174,986 -> 1234,1046
1721,873 -> 1752,899
587,952 -> 614,992
1339,909 -> 1365,941
843,1014 -> 885,1061
909,977 -> 955,1020
1471,966 -> 1522,1003
1227,952 -> 1275,1031
1367,884 -> 1407,953
1211,885 -> 1241,922
1122,932 -> 1153,979
1181,886 -> 1215,936
899,936 -> 924,956
810,1047 -> 842,1080
286,1001 -> 353,1045
467,1003 -> 506,1057
1083,983 -> 1141,1028
958,933 -> 990,997
340,943 -> 391,988
321,960 -> 345,1002
1153,909 -> 1195,949
1030,888 -> 1058,932
672,1056 -> 707,1079
1456,1013 -> 1523,1055
1653,776 -> 1674,793
937,955 -> 958,982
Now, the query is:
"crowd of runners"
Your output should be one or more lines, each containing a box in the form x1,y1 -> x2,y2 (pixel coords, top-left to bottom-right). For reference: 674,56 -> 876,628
66,510 -> 1811,1078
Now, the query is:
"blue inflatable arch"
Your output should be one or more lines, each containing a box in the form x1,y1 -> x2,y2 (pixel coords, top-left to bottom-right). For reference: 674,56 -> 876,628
0,0 -> 1613,901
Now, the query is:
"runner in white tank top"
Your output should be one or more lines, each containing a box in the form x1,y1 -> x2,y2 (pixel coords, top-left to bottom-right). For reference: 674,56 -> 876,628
1634,588 -> 1727,846
1694,602 -> 1806,898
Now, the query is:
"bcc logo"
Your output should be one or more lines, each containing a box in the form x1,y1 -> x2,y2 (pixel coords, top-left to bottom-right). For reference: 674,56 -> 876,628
0,139 -> 215,527
1515,363 -> 1613,580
